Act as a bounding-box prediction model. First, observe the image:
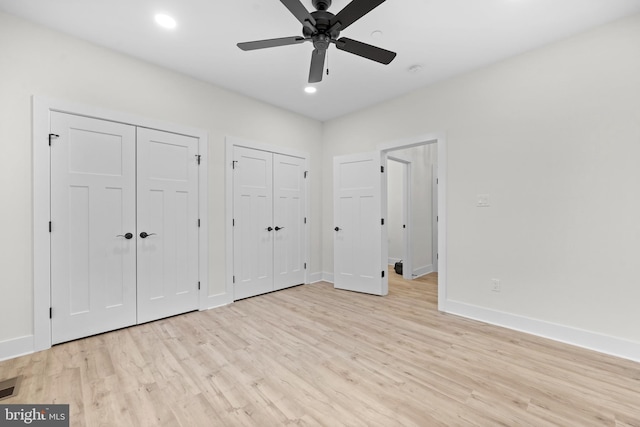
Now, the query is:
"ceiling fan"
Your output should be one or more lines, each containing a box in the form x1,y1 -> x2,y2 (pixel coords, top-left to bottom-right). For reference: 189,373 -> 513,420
237,0 -> 396,83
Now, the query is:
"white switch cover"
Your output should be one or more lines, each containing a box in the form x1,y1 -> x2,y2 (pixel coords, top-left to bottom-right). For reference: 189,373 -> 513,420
477,194 -> 490,207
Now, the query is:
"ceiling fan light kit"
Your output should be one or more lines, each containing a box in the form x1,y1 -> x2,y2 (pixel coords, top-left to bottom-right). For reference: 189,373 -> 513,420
237,0 -> 397,83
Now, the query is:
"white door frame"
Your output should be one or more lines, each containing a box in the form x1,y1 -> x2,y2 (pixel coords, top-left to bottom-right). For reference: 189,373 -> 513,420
225,136 -> 310,301
379,133 -> 447,311
386,156 -> 413,280
33,96 -> 209,351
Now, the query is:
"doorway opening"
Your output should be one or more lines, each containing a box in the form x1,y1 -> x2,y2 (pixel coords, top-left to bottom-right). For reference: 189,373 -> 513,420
379,133 -> 446,311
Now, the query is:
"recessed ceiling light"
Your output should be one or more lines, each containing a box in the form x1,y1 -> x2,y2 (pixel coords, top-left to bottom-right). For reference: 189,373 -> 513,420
371,30 -> 383,39
304,86 -> 317,94
155,14 -> 177,30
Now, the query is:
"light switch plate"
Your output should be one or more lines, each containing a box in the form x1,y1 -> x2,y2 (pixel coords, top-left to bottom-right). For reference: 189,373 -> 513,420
477,194 -> 490,207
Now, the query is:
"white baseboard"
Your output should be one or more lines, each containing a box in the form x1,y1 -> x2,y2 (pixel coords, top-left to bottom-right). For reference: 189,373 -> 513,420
444,299 -> 640,364
322,272 -> 334,284
308,272 -> 323,284
412,264 -> 433,278
0,335 -> 34,362
200,293 -> 232,311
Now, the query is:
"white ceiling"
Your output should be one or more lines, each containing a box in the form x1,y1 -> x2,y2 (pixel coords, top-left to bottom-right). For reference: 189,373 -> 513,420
2,0 -> 640,121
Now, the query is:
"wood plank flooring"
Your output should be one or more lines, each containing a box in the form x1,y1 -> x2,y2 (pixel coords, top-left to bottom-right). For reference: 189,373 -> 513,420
1,271 -> 639,426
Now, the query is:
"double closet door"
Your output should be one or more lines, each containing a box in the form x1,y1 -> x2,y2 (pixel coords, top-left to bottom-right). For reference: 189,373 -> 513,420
233,146 -> 306,300
50,112 -> 200,344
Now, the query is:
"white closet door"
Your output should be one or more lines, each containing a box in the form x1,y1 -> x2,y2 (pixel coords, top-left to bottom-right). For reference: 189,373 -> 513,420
50,112 -> 137,344
273,153 -> 306,290
333,152 -> 387,296
233,146 -> 274,300
136,128 -> 199,323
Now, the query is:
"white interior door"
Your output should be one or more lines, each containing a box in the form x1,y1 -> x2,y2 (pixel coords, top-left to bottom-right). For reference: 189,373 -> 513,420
136,128 -> 200,323
50,112 -> 137,344
333,152 -> 387,295
233,146 -> 274,300
273,153 -> 306,291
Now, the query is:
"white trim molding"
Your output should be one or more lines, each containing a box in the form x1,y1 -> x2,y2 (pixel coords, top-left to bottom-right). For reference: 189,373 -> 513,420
32,95 -> 209,356
322,272 -> 335,284
413,265 -> 434,278
0,336 -> 34,362
308,272 -> 324,284
446,300 -> 640,363
378,132 -> 447,312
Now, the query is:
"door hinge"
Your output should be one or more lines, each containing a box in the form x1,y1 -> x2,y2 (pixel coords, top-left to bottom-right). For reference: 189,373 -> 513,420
233,276 -> 235,284
304,263 -> 307,269
49,307 -> 52,319
381,218 -> 384,225
232,160 -> 238,169
195,154 -> 201,165
437,216 -> 439,222
304,171 -> 308,178
49,221 -> 52,233
232,218 -> 235,227
198,218 -> 201,227
198,281 -> 201,290
304,217 -> 307,224
48,133 -> 59,146
381,166 -> 384,173
437,178 -> 439,184
382,270 -> 385,278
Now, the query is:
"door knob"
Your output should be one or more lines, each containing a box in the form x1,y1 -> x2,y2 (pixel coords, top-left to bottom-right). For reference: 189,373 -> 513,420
334,227 -> 341,232
274,226 -> 284,231
139,232 -> 156,239
266,226 -> 273,232
117,232 -> 133,240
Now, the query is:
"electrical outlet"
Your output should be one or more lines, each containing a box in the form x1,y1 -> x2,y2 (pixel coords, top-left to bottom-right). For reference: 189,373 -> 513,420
491,278 -> 501,292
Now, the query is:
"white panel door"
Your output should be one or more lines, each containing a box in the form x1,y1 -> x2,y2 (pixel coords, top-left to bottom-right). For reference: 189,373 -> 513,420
233,146 -> 274,300
50,112 -> 137,344
333,152 -> 387,295
136,128 -> 199,323
273,153 -> 306,291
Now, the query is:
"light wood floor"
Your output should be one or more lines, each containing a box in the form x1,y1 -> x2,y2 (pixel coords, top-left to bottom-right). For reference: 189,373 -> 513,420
1,271 -> 639,426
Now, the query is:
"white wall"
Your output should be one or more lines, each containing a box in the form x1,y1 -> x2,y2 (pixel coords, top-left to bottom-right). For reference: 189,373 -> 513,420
322,13 -> 640,349
0,11 -> 323,352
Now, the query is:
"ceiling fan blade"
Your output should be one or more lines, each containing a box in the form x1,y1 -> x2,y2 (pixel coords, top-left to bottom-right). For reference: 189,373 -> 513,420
330,0 -> 386,32
280,0 -> 317,30
308,49 -> 326,83
335,38 -> 396,64
237,36 -> 306,51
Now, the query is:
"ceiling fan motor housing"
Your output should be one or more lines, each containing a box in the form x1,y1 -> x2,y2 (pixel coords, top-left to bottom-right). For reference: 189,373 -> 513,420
303,8 -> 340,49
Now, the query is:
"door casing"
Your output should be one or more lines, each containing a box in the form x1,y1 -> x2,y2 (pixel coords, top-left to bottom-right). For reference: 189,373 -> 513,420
33,96 -> 209,351
379,133 -> 447,311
